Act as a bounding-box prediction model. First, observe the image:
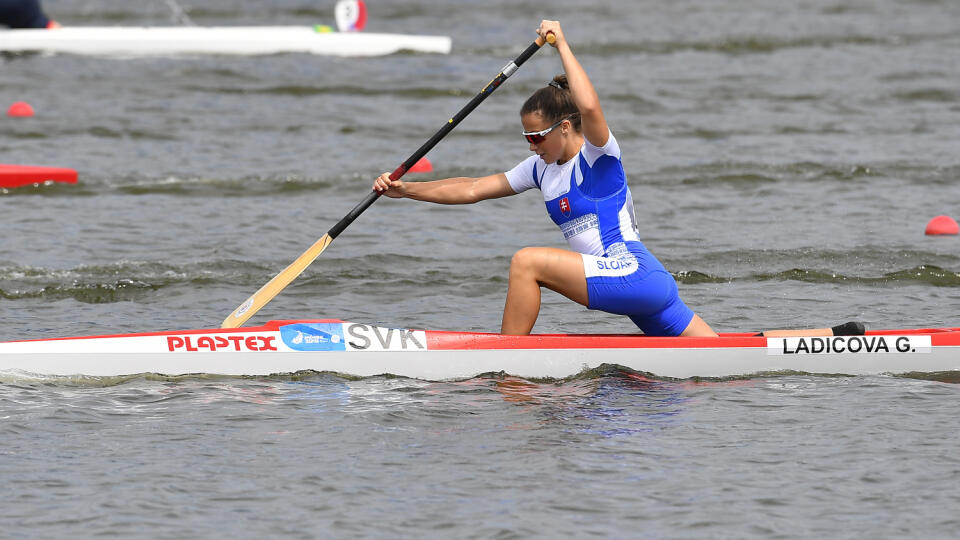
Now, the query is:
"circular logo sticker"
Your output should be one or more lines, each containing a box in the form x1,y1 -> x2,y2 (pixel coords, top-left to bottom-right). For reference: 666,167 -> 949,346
235,298 -> 254,317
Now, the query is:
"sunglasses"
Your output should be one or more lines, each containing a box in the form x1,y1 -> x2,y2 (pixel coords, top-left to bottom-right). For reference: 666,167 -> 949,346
522,115 -> 574,144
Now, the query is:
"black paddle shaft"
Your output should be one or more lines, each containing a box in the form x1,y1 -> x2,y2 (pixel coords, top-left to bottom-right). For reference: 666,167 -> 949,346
327,37 -> 551,240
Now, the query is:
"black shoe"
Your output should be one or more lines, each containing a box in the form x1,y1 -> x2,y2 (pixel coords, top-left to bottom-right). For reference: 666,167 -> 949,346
831,321 -> 865,336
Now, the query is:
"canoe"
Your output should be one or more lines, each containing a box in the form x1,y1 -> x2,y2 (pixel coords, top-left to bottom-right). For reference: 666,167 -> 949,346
0,26 -> 452,57
2,319 -> 958,381
0,164 -> 78,188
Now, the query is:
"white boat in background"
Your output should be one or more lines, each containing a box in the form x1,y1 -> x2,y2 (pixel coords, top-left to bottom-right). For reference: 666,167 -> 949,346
0,26 -> 452,57
1,319 -> 958,381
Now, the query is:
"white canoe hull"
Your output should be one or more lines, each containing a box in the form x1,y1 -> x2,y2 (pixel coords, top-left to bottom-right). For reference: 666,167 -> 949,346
1,319 -> 959,381
0,27 -> 452,57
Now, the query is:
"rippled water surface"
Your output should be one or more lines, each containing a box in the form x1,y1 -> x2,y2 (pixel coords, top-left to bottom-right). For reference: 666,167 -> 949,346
2,0 -> 960,537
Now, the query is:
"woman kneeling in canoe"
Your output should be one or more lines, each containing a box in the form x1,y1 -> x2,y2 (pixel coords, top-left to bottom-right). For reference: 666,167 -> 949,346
373,20 -> 716,337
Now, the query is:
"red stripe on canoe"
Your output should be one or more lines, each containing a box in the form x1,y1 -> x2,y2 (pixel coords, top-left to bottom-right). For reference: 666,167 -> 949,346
5,319 -> 960,349
426,327 -> 960,350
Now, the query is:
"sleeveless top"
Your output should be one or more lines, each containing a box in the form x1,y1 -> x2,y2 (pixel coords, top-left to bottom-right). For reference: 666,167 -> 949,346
504,130 -> 664,273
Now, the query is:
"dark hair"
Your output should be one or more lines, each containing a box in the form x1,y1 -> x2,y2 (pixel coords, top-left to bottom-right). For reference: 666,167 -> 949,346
520,74 -> 581,131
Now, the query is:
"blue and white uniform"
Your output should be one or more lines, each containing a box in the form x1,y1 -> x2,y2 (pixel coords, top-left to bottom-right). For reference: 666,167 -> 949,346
504,130 -> 694,336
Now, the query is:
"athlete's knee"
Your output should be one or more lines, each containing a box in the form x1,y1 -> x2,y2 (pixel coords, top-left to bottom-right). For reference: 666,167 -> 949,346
509,247 -> 541,276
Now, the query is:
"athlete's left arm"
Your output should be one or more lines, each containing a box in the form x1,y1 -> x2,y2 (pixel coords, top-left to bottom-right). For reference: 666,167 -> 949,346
538,21 -> 609,148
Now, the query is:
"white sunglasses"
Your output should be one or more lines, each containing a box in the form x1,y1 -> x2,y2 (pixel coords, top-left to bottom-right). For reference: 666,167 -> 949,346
522,114 -> 576,143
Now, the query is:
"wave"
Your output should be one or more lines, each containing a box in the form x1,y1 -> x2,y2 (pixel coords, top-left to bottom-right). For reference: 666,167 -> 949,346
1,126 -> 177,142
644,161 -> 883,185
4,161 -> 956,198
5,363 -> 959,388
675,265 -> 960,287
637,161 -> 960,186
1,255 -> 956,306
0,261 -> 203,303
107,174 -> 341,195
188,85 -> 471,99
893,89 -> 960,103
559,32 -> 952,56
1,174 -> 345,197
0,255 -> 501,304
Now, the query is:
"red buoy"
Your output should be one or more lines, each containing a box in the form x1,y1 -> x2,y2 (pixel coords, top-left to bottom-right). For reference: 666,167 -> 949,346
7,101 -> 35,117
925,215 -> 959,236
409,157 -> 433,173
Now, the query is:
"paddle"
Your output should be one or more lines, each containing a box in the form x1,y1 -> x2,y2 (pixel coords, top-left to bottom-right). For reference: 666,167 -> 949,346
221,32 -> 555,328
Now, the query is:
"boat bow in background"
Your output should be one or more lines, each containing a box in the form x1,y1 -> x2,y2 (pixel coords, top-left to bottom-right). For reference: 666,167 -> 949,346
0,164 -> 77,188
0,26 -> 452,57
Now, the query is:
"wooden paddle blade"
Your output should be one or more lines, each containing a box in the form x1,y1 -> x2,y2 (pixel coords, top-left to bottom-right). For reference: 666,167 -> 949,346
221,234 -> 334,328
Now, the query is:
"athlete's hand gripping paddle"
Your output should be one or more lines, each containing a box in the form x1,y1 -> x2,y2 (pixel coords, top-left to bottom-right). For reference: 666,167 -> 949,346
222,32 -> 555,328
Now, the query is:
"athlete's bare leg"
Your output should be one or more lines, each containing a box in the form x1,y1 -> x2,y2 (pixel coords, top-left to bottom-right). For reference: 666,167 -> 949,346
679,314 -> 719,337
760,328 -> 833,337
761,321 -> 865,337
501,247 -> 726,337
499,248 -> 862,338
501,247 -> 588,335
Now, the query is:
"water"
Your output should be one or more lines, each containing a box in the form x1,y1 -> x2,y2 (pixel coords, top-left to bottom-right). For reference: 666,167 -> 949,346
2,0 -> 960,536
5,375 -> 960,537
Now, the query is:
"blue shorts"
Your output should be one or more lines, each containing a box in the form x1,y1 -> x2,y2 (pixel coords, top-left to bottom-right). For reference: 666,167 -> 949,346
582,253 -> 694,336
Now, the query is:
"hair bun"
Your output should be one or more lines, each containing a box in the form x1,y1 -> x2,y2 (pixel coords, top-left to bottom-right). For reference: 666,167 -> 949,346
549,75 -> 569,90
522,74 -> 579,129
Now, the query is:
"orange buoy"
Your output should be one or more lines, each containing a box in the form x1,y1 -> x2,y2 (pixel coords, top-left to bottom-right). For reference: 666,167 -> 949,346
925,215 -> 959,236
7,101 -> 35,117
409,157 -> 433,173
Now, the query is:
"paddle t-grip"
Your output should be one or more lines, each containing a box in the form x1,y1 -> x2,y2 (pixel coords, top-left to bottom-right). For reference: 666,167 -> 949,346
536,31 -> 556,47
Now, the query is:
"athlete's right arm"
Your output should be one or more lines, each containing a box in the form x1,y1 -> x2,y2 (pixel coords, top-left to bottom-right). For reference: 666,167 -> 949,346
372,172 -> 515,204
